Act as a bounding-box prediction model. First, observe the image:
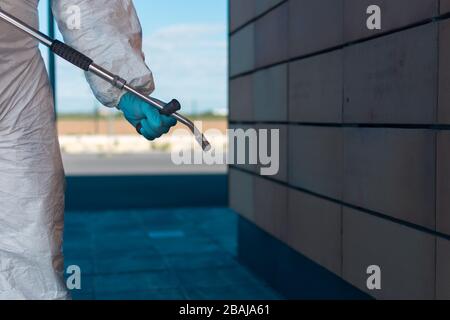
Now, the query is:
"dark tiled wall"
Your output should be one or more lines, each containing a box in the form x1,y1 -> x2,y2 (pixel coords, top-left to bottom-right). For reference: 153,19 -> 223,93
229,0 -> 450,299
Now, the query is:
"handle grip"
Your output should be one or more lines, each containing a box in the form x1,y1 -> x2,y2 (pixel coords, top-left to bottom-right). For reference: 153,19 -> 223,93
50,40 -> 93,71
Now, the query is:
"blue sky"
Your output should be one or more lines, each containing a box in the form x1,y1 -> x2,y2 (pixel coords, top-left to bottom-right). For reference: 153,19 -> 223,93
38,0 -> 227,114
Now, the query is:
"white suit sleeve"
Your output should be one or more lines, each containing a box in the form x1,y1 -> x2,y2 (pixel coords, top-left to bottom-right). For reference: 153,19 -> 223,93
52,0 -> 155,108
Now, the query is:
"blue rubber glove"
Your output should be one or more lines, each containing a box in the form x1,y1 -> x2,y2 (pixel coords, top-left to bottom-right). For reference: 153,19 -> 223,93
118,93 -> 177,141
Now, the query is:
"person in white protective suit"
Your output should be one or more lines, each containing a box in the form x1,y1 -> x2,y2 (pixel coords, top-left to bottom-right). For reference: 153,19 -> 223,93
0,0 -> 175,299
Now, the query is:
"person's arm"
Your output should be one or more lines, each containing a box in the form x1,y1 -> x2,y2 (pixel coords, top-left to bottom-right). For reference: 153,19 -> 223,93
52,0 -> 154,108
52,0 -> 176,139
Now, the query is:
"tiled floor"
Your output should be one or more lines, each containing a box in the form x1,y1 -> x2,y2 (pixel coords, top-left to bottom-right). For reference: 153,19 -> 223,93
64,207 -> 282,300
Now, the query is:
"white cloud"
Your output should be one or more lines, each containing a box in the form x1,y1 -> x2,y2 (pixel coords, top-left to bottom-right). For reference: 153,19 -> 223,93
143,23 -> 228,114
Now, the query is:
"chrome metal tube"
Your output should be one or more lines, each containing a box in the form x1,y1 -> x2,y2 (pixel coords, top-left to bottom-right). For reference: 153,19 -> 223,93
0,8 -> 53,47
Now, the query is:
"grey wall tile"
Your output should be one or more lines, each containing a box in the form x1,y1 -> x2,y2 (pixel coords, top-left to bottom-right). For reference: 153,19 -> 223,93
228,124 -> 259,174
230,24 -> 255,77
441,0 -> 450,13
437,132 -> 450,235
255,124 -> 288,183
344,128 -> 436,229
436,237 -> 450,300
438,20 -> 450,124
229,75 -> 254,122
255,3 -> 288,68
228,0 -> 443,301
289,50 -> 343,123
228,124 -> 287,182
229,168 -> 254,221
287,189 -> 342,275
254,64 -> 288,122
344,0 -> 438,42
255,0 -> 285,16
343,24 -> 438,124
229,0 -> 256,32
289,0 -> 344,58
289,126 -> 343,200
343,207 -> 436,299
253,176 -> 288,241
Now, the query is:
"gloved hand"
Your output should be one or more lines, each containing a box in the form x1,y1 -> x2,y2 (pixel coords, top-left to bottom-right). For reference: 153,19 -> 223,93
118,93 -> 177,141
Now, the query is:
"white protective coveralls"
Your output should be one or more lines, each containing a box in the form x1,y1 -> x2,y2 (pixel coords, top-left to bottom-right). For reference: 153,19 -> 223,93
0,0 -> 154,299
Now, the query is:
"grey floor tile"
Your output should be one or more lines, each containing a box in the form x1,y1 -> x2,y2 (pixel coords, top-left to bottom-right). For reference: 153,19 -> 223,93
64,225 -> 92,239
134,210 -> 183,228
199,218 -> 238,237
93,271 -> 179,294
165,252 -> 238,271
70,290 -> 95,300
63,244 -> 93,260
92,236 -> 158,258
176,267 -> 263,288
95,288 -> 186,300
94,253 -> 167,275
184,285 -> 282,300
65,208 -> 281,300
212,235 -> 238,256
150,236 -> 223,255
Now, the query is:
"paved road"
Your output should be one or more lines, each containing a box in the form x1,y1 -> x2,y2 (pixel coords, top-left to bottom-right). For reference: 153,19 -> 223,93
62,153 -> 227,176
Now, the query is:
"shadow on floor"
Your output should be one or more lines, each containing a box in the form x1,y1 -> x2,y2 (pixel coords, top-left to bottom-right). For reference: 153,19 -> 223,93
64,207 -> 282,300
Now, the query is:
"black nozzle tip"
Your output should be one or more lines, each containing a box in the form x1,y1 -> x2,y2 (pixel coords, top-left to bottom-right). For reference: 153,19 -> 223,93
160,99 -> 181,116
203,140 -> 212,152
195,134 -> 211,152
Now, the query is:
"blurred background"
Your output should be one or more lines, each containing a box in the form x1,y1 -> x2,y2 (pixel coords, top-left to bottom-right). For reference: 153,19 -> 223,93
39,0 -> 228,175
